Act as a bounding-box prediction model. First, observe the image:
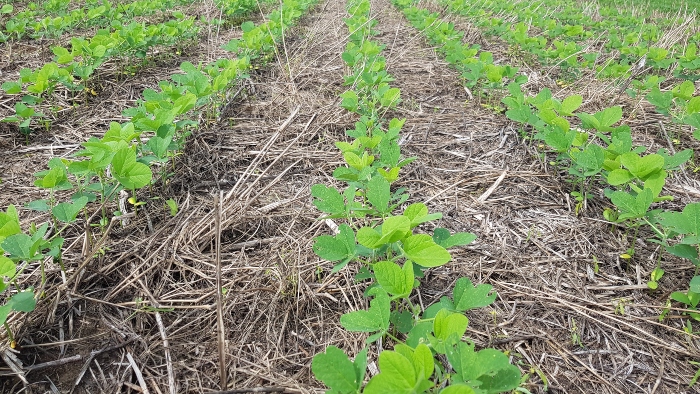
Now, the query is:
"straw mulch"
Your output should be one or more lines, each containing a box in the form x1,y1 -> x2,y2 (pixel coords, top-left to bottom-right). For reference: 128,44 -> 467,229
1,0 -> 699,393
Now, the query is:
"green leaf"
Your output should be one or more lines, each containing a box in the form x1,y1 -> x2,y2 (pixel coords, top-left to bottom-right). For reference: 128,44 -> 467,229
357,226 -> 382,249
666,244 -> 699,265
52,196 -> 88,223
111,148 -> 152,189
364,350 -> 431,394
606,169 -> 633,186
1,4 -> 13,14
312,184 -> 345,215
0,205 -> 21,239
659,149 -> 693,170
0,256 -> 16,277
560,94 -> 582,116
433,308 -> 468,341
313,224 -> 356,262
367,175 -> 391,213
26,199 -> 51,212
453,278 -> 497,311
353,347 -> 368,387
341,90 -> 359,112
445,342 -> 521,393
412,343 -> 435,381
2,233 -> 41,261
312,346 -> 361,394
610,188 -> 654,220
373,261 -> 414,297
377,215 -> 411,245
403,234 -> 451,267
439,385 -> 476,394
1,81 -> 22,94
597,106 -> 623,128
340,289 -> 390,336
620,153 -> 664,179
0,304 -> 11,326
658,203 -> 700,237
432,228 -> 477,249
691,276 -> 700,293
10,290 -> 36,312
403,203 -> 442,228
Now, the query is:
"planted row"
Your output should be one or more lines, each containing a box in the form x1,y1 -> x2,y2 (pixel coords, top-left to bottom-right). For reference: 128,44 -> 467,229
310,0 -> 522,392
0,0 -> 319,342
0,0 -> 198,41
2,14 -> 201,134
394,0 -> 700,327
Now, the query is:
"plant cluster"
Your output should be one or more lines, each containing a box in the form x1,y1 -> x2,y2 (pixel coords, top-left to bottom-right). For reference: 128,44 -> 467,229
310,0 -> 521,392
0,0 -> 318,342
0,0 -> 197,41
436,0 -> 700,139
2,15 -> 201,134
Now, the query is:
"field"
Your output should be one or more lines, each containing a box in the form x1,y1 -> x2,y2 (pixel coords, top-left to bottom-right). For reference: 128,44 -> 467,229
0,0 -> 699,392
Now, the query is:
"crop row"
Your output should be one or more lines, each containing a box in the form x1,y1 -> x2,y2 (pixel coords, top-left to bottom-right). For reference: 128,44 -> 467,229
0,0 -> 200,41
310,0 -> 522,392
435,0 -> 700,142
1,14 -> 201,135
0,0 -> 318,344
393,0 -> 700,324
437,0 -> 700,80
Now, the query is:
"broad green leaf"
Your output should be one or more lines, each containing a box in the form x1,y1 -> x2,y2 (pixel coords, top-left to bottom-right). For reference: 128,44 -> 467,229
391,310 -> 414,334
1,81 -> 22,94
340,289 -> 390,335
403,203 -> 442,228
412,343 -> 435,380
606,169 -> 633,186
659,149 -> 693,170
0,304 -> 11,326
560,94 -> 582,116
373,261 -> 413,297
453,278 -> 497,311
406,321 -> 433,348
433,309 -> 468,341
0,206 -> 21,238
665,244 -> 699,266
10,290 -> 36,312
597,106 -> 623,128
340,90 -> 359,112
313,224 -> 356,262
367,176 -> 390,213
377,215 -> 411,245
357,227 -> 381,249
2,233 -> 40,261
572,144 -> 605,173
0,256 -> 16,277
312,346 -> 361,394
432,228 -> 477,249
610,188 -> 653,220
26,199 -> 51,212
691,276 -> 700,293
364,351 -> 415,394
446,342 -> 521,393
577,112 -> 600,130
111,148 -> 152,189
620,153 -> 664,179
403,234 -> 451,267
353,347 -> 368,387
658,203 -> 700,237
439,385 -> 476,394
311,184 -> 345,215
52,196 -> 88,223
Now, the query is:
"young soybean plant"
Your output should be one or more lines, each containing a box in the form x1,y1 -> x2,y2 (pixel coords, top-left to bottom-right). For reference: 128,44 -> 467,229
310,202 -> 520,393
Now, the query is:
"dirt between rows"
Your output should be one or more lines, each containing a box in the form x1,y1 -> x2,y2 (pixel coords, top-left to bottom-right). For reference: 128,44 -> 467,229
1,0 -> 699,393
